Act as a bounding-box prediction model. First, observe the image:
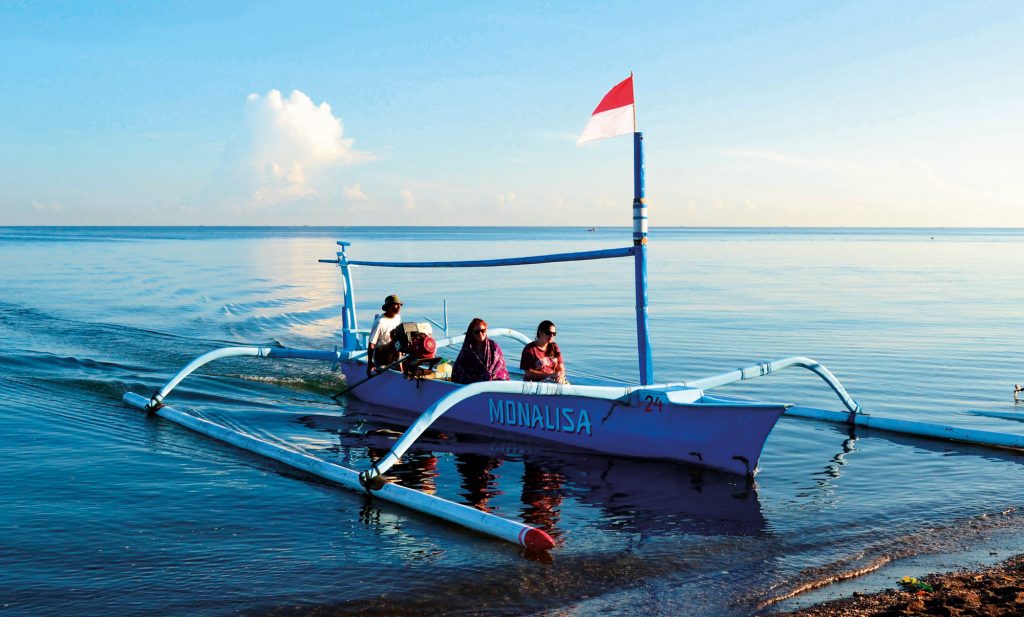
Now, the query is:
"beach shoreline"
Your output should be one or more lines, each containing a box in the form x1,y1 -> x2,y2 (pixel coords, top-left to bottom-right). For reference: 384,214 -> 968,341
774,553 -> 1024,616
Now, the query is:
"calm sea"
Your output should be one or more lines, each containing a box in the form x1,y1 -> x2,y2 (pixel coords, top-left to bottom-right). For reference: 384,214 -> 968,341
2,226 -> 1023,616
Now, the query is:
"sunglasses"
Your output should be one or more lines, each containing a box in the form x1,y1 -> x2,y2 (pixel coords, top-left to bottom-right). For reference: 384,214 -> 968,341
473,329 -> 487,334
545,331 -> 557,336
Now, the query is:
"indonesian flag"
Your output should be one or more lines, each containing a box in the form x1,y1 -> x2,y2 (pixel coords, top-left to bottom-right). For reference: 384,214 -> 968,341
577,75 -> 635,146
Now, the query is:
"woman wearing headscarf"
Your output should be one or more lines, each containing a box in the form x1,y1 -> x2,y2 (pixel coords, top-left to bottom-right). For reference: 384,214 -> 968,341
451,318 -> 510,384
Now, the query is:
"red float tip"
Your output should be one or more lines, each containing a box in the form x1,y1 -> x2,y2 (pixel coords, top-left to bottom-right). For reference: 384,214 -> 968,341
521,527 -> 555,551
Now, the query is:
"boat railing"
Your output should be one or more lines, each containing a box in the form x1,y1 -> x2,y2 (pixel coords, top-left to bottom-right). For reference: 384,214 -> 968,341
433,327 -> 532,350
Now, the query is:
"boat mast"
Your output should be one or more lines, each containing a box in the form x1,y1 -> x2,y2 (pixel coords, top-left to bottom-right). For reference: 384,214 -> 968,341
633,131 -> 654,384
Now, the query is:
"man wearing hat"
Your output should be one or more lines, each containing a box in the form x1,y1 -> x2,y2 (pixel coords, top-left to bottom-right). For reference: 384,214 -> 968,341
366,294 -> 403,377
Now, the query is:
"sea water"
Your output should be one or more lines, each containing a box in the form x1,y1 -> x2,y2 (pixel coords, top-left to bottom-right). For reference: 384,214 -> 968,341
1,226 -> 1023,616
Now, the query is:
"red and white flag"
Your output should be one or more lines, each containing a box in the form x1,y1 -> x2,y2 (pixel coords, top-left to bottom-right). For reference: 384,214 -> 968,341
577,75 -> 635,146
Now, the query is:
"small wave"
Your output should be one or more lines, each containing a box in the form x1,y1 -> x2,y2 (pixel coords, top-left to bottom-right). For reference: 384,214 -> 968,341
226,372 -> 346,397
221,307 -> 340,339
220,297 -> 310,314
0,300 -> 240,357
0,349 -> 149,376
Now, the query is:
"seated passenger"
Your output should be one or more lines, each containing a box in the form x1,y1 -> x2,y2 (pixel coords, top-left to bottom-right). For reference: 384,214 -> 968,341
520,320 -> 568,384
451,318 -> 510,384
366,294 -> 403,377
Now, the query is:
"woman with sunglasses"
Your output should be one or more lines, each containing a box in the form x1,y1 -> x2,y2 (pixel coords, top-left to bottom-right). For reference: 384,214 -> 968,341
451,318 -> 510,384
520,320 -> 568,384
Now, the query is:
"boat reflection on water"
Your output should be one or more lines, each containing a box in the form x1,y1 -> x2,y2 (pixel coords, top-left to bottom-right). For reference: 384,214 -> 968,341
369,448 -> 439,494
373,449 -> 567,532
520,460 -> 565,532
301,410 -> 766,541
451,454 -> 568,532
452,453 -> 503,513
446,450 -> 766,539
553,455 -> 764,538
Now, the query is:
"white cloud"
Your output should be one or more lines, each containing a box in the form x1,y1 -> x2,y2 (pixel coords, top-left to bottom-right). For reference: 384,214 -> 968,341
343,182 -> 368,200
230,89 -> 372,207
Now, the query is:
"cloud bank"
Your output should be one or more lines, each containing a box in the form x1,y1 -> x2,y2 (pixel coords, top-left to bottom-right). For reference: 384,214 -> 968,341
226,89 -> 371,208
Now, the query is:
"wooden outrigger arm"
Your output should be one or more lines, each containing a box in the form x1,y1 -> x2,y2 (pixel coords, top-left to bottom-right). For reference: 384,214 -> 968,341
144,346 -> 341,411
684,357 -> 862,416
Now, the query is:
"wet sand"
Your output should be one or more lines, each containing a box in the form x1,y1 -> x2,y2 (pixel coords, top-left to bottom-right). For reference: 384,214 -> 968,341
775,553 -> 1024,616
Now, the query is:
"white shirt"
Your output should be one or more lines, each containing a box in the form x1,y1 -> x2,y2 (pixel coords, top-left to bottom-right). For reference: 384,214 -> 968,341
368,313 -> 402,347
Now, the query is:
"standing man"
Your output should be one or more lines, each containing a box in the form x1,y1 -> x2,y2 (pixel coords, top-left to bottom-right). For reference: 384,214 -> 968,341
366,294 -> 403,377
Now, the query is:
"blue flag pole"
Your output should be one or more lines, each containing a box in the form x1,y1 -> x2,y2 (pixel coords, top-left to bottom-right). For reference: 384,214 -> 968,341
633,131 -> 654,384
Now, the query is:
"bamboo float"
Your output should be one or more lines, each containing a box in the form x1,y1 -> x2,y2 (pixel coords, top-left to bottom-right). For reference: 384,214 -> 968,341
785,405 -> 1024,450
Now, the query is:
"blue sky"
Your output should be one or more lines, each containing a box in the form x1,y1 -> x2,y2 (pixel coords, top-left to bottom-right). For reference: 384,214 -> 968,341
1,1 -> 1021,226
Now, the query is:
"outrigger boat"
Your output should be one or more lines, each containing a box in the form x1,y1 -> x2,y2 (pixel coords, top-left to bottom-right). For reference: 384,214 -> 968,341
123,129 -> 863,549
309,129 -> 861,480
124,78 -> 1024,549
